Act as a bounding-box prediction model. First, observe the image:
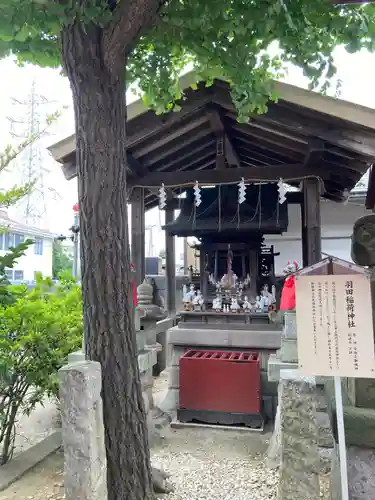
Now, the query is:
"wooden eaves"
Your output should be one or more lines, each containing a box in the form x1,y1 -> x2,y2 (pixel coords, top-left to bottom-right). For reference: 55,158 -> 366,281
48,71 -> 375,210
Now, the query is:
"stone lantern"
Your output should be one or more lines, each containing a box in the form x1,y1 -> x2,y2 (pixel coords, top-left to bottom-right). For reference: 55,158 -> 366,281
137,278 -> 167,347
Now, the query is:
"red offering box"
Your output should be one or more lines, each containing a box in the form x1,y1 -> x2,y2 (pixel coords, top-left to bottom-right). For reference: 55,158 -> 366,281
179,350 -> 261,414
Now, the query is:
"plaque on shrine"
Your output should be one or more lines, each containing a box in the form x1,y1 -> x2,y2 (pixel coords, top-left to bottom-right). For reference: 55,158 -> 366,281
295,274 -> 375,378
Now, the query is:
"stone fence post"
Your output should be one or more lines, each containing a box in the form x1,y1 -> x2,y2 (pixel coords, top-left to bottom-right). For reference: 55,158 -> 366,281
278,369 -> 320,500
59,360 -> 107,500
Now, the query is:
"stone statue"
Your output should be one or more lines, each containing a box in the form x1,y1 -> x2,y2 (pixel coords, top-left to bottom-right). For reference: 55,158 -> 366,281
193,290 -> 204,311
260,284 -> 276,312
351,214 -> 375,267
212,295 -> 222,312
188,284 -> 196,301
230,297 -> 240,313
351,213 -> 375,350
243,274 -> 251,287
249,297 -> 257,313
255,295 -> 262,312
280,260 -> 299,311
242,295 -> 251,312
183,284 -> 195,311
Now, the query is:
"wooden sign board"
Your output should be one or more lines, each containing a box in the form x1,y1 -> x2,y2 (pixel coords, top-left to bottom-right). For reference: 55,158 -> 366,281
295,274 -> 375,378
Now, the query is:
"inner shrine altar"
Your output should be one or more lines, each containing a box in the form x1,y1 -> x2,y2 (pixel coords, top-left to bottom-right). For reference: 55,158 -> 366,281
158,183 -> 292,426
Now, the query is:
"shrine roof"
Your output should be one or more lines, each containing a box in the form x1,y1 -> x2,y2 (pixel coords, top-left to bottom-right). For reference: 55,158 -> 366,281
295,256 -> 365,276
48,71 -> 375,209
163,184 -> 288,237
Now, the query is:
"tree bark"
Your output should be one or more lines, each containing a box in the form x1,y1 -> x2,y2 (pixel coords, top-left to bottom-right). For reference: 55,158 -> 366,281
61,20 -> 154,500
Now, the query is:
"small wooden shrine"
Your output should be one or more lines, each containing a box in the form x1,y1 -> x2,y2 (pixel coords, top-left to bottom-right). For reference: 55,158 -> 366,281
50,73 -> 375,316
49,72 -> 375,427
165,183 -> 285,314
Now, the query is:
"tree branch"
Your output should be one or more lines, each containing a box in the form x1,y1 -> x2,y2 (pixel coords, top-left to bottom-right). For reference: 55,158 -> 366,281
103,0 -> 166,71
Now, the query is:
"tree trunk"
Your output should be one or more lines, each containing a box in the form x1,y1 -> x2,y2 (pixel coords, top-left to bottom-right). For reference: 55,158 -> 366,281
61,22 -> 154,500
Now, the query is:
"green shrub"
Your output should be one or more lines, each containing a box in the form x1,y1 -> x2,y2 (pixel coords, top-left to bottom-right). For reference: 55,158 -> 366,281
0,275 -> 82,464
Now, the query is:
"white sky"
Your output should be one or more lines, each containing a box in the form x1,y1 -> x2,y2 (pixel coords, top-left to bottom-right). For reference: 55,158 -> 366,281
0,45 -> 374,257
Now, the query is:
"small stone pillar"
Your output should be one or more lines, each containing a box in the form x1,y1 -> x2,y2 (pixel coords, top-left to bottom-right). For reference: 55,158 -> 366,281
278,369 -> 320,500
137,278 -> 153,307
137,278 -> 167,374
136,278 -> 170,445
138,279 -> 165,347
59,360 -> 107,500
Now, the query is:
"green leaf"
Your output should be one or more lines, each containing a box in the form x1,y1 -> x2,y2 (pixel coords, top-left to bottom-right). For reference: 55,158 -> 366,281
14,25 -> 30,42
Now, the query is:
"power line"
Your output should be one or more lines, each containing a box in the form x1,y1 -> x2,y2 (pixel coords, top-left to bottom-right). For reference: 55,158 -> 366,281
7,81 -> 59,228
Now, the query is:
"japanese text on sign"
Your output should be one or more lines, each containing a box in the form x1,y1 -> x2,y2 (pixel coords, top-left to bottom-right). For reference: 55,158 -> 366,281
295,274 -> 375,378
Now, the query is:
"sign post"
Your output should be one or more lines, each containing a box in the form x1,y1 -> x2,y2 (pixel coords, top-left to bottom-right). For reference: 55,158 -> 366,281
295,271 -> 375,500
334,376 -> 349,500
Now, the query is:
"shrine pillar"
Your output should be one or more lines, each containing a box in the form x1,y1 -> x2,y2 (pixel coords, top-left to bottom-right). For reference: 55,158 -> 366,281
302,178 -> 321,265
214,250 -> 219,279
301,197 -> 308,268
165,207 -> 176,315
183,238 -> 188,274
248,248 -> 258,298
131,187 -> 145,286
199,246 -> 208,298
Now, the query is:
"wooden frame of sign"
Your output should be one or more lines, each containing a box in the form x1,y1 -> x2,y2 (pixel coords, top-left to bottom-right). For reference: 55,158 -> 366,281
295,256 -> 375,378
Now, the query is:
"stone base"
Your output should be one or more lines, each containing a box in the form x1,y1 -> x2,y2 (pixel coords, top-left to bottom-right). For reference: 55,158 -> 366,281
267,368 -> 334,486
268,354 -> 296,382
280,338 -> 298,363
160,324 -> 282,420
177,408 -> 264,429
330,445 -> 375,500
319,447 -> 333,474
278,370 -> 320,500
147,407 -> 171,447
138,345 -> 170,447
355,378 -> 375,408
168,325 -> 281,350
268,354 -> 326,385
317,412 -> 334,449
159,387 -> 179,414
332,406 -> 375,449
171,418 -> 264,433
154,329 -> 167,375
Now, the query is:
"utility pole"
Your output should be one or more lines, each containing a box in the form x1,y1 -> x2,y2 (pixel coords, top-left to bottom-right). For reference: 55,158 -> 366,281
8,80 -> 59,227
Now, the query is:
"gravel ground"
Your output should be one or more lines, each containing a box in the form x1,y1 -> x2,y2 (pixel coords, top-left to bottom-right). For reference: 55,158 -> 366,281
0,373 -> 331,499
1,426 -> 278,499
0,423 -> 332,500
152,426 -> 278,500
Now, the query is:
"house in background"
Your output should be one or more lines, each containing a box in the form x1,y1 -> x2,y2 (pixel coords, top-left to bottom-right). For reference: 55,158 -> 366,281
183,188 -> 369,276
0,210 -> 54,282
264,189 -> 368,274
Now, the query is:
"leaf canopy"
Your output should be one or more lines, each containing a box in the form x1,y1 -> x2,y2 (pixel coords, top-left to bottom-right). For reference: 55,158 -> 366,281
0,0 -> 374,115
